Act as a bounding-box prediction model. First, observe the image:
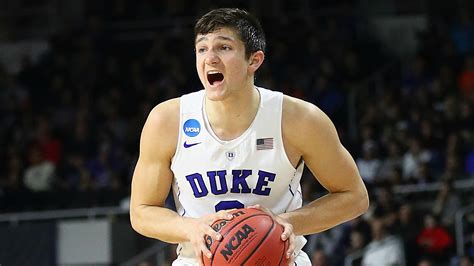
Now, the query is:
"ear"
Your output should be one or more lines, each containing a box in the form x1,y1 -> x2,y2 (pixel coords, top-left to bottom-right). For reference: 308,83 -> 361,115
248,51 -> 265,73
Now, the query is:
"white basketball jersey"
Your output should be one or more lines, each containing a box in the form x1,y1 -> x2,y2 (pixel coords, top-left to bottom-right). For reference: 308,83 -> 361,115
170,87 -> 307,262
171,87 -> 303,216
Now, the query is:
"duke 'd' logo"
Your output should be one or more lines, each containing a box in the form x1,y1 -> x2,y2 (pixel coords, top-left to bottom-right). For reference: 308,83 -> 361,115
183,119 -> 201,137
220,224 -> 255,261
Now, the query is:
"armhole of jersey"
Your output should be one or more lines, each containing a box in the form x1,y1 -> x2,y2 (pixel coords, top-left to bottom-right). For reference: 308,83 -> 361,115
278,93 -> 299,172
170,97 -> 184,170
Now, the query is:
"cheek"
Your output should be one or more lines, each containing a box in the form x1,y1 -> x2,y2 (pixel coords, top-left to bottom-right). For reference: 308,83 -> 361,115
195,56 -> 202,69
196,58 -> 205,79
227,59 -> 249,76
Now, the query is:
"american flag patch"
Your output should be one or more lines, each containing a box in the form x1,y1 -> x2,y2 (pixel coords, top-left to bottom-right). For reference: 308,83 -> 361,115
256,138 -> 273,150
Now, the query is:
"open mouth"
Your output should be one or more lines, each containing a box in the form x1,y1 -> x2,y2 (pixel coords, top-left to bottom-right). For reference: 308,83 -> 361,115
207,71 -> 224,86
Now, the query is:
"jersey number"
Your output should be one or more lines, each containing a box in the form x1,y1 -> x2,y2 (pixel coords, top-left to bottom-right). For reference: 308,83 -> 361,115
215,200 -> 244,212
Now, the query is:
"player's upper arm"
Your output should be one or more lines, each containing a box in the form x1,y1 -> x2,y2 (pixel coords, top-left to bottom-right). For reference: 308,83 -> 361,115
130,98 -> 180,209
283,96 -> 366,195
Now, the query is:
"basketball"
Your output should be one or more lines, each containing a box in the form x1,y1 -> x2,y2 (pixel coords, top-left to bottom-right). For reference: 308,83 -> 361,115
202,208 -> 289,266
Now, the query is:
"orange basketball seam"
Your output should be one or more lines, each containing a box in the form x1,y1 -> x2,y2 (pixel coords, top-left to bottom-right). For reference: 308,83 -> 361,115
207,213 -> 271,266
240,218 -> 275,265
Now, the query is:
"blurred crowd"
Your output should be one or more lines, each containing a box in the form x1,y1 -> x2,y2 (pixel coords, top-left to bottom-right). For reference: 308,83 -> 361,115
0,0 -> 473,265
300,2 -> 474,266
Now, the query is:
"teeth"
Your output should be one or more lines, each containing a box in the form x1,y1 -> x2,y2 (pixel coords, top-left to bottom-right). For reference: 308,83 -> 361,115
207,70 -> 221,74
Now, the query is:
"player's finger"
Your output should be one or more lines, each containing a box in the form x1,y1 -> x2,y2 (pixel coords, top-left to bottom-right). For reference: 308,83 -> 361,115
199,239 -> 213,259
286,233 -> 296,259
198,252 -> 204,266
199,257 -> 204,266
215,210 -> 234,220
288,253 -> 296,266
204,224 -> 222,241
247,204 -> 261,209
194,246 -> 203,264
281,222 -> 294,241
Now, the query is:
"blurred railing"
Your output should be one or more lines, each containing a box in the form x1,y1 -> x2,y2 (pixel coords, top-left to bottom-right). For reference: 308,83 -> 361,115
0,206 -> 128,224
455,203 -> 474,256
393,178 -> 474,194
0,205 -> 140,265
0,205 -> 171,265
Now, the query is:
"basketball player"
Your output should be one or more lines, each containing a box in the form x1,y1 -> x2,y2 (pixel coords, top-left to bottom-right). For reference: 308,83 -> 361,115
130,8 -> 369,266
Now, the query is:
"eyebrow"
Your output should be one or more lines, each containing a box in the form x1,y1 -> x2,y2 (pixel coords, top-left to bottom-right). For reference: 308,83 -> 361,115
195,35 -> 235,44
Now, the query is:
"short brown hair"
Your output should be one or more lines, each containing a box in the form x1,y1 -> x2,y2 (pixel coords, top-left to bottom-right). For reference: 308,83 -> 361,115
194,8 -> 266,59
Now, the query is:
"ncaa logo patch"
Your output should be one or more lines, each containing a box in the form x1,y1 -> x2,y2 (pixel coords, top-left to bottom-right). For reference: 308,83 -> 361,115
183,119 -> 201,137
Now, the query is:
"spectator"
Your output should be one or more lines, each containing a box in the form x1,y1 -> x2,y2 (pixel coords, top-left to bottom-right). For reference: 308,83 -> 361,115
378,141 -> 403,182
336,215 -> 372,266
459,255 -> 473,266
311,249 -> 328,266
416,213 -> 454,262
402,137 -> 432,182
35,116 -> 62,166
417,257 -> 434,266
361,216 -> 405,266
23,146 -> 55,192
395,203 -> 421,266
356,141 -> 382,185
344,230 -> 366,266
366,184 -> 399,228
305,223 -> 346,263
458,55 -> 474,99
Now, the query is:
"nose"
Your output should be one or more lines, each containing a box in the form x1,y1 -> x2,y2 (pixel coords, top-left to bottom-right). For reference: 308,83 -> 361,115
205,50 -> 219,65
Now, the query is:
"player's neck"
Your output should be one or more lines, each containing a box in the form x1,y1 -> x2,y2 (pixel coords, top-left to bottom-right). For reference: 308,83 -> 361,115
205,86 -> 260,141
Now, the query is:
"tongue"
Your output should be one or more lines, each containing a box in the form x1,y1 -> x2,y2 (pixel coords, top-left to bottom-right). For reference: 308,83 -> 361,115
211,79 -> 223,86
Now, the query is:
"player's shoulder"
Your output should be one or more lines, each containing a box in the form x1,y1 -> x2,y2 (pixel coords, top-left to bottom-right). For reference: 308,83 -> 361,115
282,94 -> 328,126
140,98 -> 180,159
142,98 -> 180,144
281,94 -> 339,154
148,97 -> 180,126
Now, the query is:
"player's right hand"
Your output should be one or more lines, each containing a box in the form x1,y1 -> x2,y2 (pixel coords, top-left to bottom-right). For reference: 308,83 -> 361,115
185,210 -> 235,265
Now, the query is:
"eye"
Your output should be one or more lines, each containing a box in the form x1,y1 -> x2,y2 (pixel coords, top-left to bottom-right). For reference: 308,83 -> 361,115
220,45 -> 232,51
196,47 -> 207,54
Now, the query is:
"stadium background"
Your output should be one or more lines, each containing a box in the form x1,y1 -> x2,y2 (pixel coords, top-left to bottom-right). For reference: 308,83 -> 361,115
0,0 -> 473,265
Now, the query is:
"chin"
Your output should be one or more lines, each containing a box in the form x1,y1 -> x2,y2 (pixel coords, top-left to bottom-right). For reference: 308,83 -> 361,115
205,91 -> 227,101
204,85 -> 228,101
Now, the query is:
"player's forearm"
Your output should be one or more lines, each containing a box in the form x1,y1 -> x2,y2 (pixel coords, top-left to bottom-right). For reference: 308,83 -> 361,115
280,189 -> 369,235
130,204 -> 190,243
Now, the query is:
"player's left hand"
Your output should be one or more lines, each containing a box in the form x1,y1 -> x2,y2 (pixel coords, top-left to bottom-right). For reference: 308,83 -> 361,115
247,204 -> 295,265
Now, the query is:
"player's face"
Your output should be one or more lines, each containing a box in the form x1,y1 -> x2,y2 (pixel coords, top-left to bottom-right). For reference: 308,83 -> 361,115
195,27 -> 252,101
